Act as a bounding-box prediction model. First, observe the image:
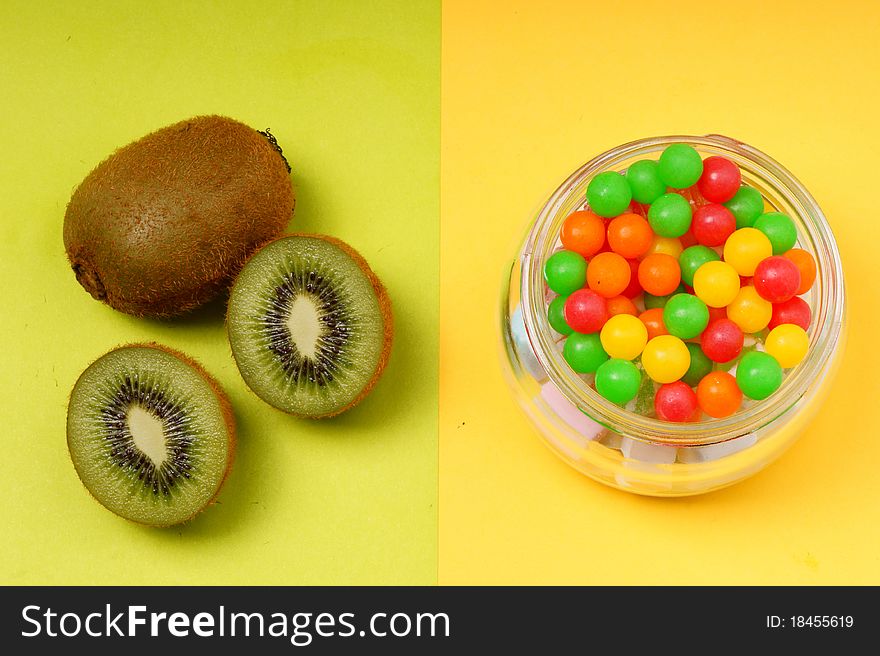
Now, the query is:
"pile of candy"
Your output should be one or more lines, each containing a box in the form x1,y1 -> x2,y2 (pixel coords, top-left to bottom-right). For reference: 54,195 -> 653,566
544,144 -> 816,422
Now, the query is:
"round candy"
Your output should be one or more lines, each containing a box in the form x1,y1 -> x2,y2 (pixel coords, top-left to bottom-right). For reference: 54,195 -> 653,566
638,253 -> 681,296
723,227 -> 773,276
700,318 -> 744,363
644,283 -> 685,310
563,332 -> 609,374
696,156 -> 741,203
639,308 -> 669,340
724,186 -> 764,229
607,213 -> 653,259
561,210 -> 606,258
645,235 -> 684,259
736,351 -> 783,400
681,342 -> 713,387
544,250 -> 587,295
621,258 -> 643,298
626,160 -> 666,204
655,381 -> 699,422
692,260 -> 740,308
691,203 -> 736,247
563,289 -> 608,334
679,245 -> 720,287
657,143 -> 703,189
548,295 -> 573,335
595,359 -> 641,405
600,313 -> 649,361
765,324 -> 809,368
726,286 -> 772,333
587,171 -> 632,218
663,293 -> 710,340
696,371 -> 742,418
768,296 -> 811,331
648,193 -> 693,238
753,255 -> 801,303
783,248 -> 817,295
754,212 -> 797,255
641,335 -> 690,384
587,251 -> 631,298
606,295 -> 638,317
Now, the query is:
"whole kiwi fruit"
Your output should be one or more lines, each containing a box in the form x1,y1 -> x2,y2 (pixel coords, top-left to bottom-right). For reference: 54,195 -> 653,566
63,115 -> 294,317
67,343 -> 236,527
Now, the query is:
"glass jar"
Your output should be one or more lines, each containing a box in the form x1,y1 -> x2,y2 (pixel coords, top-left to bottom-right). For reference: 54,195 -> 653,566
500,135 -> 846,496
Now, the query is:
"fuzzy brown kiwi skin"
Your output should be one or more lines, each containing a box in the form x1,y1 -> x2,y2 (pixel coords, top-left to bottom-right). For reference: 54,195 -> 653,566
67,342 -> 237,528
63,115 -> 294,318
227,233 -> 394,419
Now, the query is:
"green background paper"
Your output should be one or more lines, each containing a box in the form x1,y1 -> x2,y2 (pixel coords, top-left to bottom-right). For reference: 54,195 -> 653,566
0,0 -> 439,584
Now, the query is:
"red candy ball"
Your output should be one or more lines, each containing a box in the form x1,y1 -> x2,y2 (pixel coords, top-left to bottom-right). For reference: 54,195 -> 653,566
753,256 -> 801,303
654,381 -> 699,422
768,296 -> 811,331
697,156 -> 742,203
621,258 -> 643,299
691,203 -> 736,247
707,305 -> 727,325
563,289 -> 609,334
700,318 -> 744,363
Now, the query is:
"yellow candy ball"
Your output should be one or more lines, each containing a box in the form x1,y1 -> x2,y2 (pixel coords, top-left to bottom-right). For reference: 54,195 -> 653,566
765,324 -> 809,368
723,227 -> 773,276
726,286 -> 772,333
641,335 -> 690,383
693,260 -> 740,308
600,314 -> 648,360
646,235 -> 683,259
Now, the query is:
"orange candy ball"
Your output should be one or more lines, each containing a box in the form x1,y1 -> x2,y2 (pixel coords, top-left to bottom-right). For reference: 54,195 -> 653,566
783,248 -> 817,295
587,252 -> 631,298
607,295 -> 638,317
607,213 -> 653,259
561,210 -> 606,258
696,371 -> 743,418
638,308 -> 669,341
638,253 -> 681,295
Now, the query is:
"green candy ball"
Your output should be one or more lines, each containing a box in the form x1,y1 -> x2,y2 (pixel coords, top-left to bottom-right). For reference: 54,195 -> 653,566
626,160 -> 666,204
595,358 -> 641,405
544,250 -> 586,295
648,193 -> 692,237
563,332 -> 609,374
663,293 -> 710,340
754,212 -> 797,254
736,351 -> 783,400
679,245 -> 720,287
643,283 -> 686,310
682,342 -> 713,387
548,295 -> 573,335
587,171 -> 632,218
657,143 -> 703,189
724,186 -> 764,229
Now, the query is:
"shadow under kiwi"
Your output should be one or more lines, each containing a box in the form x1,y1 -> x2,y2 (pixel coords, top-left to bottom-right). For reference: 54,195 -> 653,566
139,292 -> 231,331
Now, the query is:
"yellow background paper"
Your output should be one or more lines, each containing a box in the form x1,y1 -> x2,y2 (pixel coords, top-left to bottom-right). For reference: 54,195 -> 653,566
0,0 -> 438,585
440,0 -> 880,584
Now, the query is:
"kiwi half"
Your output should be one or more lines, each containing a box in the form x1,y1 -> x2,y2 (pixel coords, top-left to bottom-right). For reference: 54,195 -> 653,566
67,344 -> 235,527
227,234 -> 393,418
63,115 -> 294,317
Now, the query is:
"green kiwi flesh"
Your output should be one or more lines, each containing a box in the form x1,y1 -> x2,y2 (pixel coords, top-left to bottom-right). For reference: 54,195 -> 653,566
227,234 -> 393,418
63,115 -> 294,317
67,344 -> 235,527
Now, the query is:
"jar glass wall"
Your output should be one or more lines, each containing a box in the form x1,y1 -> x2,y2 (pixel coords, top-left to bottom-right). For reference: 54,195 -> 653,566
501,135 -> 846,496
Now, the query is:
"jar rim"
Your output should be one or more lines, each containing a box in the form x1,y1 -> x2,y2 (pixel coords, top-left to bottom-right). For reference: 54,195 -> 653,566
521,134 -> 846,445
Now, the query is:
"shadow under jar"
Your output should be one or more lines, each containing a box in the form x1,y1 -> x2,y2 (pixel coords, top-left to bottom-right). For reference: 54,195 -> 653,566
501,135 -> 846,496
